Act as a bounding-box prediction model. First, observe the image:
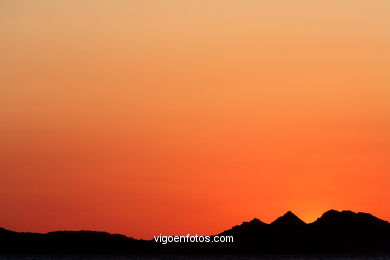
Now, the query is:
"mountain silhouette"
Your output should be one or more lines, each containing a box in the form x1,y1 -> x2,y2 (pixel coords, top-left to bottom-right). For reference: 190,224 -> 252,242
271,211 -> 306,226
313,209 -> 389,229
0,209 -> 389,255
219,218 -> 267,237
216,209 -> 390,254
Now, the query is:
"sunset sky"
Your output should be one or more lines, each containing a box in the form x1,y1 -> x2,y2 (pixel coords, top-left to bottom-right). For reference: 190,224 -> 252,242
1,0 -> 389,239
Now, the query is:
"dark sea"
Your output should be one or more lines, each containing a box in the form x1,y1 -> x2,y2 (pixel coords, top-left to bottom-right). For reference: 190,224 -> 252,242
0,255 -> 389,260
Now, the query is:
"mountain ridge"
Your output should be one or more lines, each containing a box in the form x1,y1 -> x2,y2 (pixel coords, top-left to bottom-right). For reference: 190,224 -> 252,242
1,209 -> 389,254
271,211 -> 306,226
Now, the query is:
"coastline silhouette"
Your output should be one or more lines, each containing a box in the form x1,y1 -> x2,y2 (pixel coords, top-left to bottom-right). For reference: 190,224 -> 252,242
1,209 -> 389,255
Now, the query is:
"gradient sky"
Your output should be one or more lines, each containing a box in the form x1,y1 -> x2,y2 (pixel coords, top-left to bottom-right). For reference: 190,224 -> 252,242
1,0 -> 390,239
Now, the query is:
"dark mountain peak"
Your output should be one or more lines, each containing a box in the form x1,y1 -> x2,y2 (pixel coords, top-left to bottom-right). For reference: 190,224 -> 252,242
271,211 -> 306,226
317,209 -> 361,219
233,217 -> 267,229
315,209 -> 343,220
284,211 -> 297,217
323,209 -> 340,215
313,209 -> 389,228
218,217 -> 266,236
248,218 -> 264,224
317,209 -> 357,220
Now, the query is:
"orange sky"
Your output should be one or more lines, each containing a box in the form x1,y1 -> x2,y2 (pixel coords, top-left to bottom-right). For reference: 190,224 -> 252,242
0,0 -> 390,239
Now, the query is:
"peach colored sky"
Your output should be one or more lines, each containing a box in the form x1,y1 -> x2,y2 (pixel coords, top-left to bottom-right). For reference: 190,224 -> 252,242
1,0 -> 390,239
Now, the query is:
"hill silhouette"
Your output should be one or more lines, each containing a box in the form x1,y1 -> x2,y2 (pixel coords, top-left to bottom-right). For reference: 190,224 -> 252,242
313,210 -> 389,229
271,211 -> 306,226
216,210 -> 390,254
1,209 -> 389,255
